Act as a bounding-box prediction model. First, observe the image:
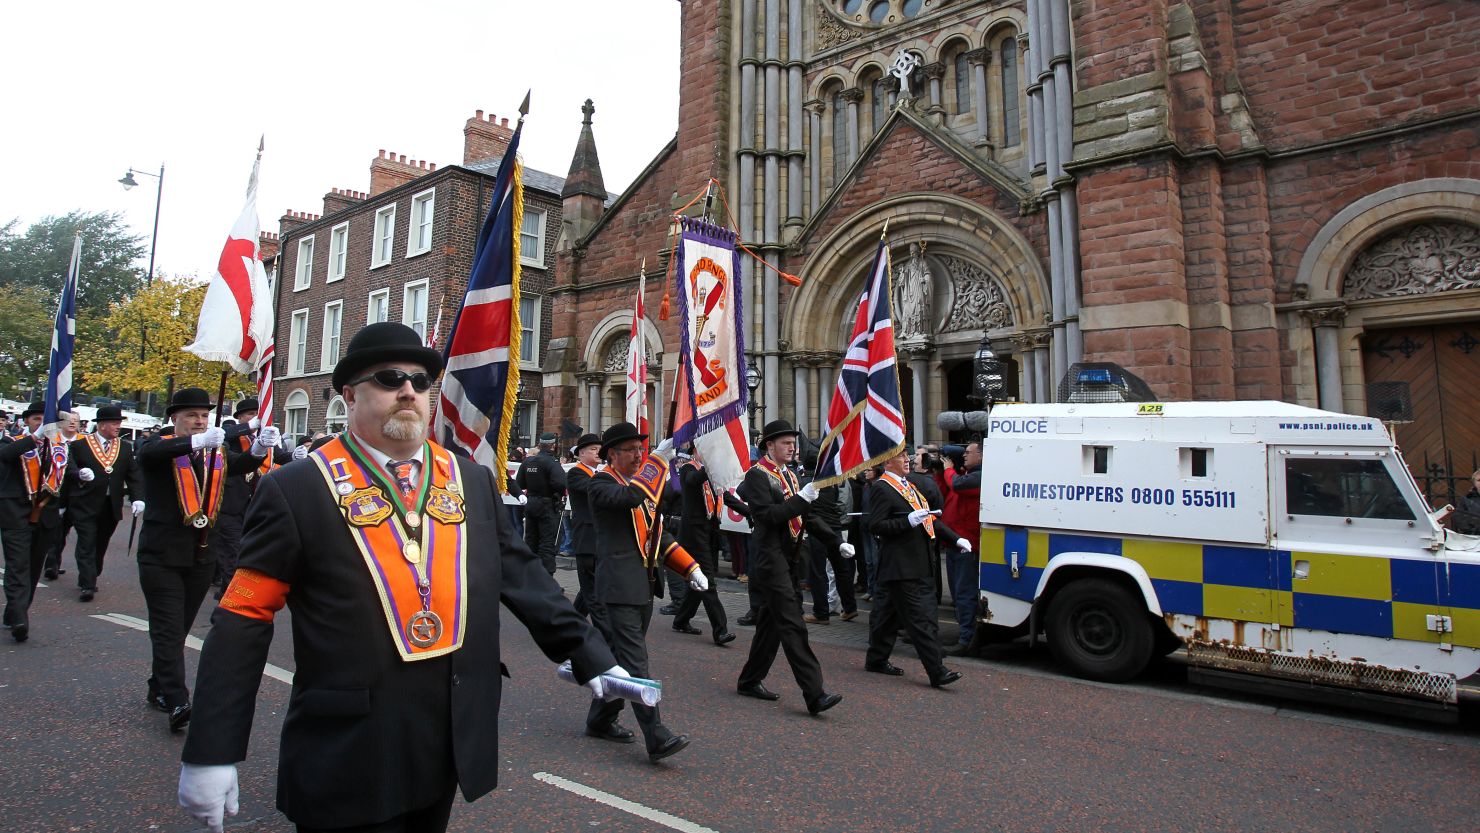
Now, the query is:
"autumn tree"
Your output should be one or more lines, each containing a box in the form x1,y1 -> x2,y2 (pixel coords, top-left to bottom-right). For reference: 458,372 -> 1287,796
0,212 -> 147,311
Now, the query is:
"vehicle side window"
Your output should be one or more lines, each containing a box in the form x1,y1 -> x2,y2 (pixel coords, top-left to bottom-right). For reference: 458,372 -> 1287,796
1284,458 -> 1415,520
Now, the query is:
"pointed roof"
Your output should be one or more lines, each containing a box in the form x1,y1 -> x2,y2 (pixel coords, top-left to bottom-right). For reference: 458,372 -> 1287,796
562,99 -> 607,201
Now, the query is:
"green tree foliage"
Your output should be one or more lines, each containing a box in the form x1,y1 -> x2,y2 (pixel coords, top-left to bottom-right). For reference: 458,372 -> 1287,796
0,285 -> 55,400
0,211 -> 147,312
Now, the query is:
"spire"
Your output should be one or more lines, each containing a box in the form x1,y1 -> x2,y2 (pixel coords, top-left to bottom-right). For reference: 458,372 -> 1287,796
562,99 -> 607,200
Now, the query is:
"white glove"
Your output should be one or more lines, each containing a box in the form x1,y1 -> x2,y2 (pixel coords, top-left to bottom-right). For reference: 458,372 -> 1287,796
798,482 -> 820,502
652,437 -> 676,462
688,567 -> 709,592
247,417 -> 260,431
956,537 -> 972,553
250,425 -> 281,455
178,762 -> 239,833
517,494 -> 528,506
586,664 -> 631,699
191,427 -> 226,451
839,542 -> 855,559
291,445 -> 308,460
77,468 -> 96,482
907,508 -> 933,527
131,500 -> 145,516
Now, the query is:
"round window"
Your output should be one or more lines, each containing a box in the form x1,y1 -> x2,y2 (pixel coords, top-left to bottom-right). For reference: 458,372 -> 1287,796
901,0 -> 924,17
869,1 -> 890,23
842,0 -> 864,13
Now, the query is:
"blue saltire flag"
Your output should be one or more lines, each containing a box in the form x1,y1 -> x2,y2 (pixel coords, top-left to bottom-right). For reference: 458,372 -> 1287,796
43,233 -> 81,439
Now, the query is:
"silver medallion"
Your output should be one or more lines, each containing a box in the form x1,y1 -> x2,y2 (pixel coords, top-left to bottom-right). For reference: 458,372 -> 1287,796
191,516 -> 209,529
336,481 -> 354,496
407,609 -> 443,648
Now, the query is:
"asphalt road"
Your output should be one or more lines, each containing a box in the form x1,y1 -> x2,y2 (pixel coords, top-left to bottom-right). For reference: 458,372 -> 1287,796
3,532 -> 1479,833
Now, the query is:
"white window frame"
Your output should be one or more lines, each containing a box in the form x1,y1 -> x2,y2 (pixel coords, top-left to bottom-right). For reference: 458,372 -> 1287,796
402,279 -> 429,342
294,236 -> 314,290
321,300 -> 343,371
519,294 -> 541,369
288,308 -> 310,376
367,287 -> 391,325
327,222 -> 349,283
284,389 -> 310,441
407,188 -> 435,258
372,205 -> 397,268
325,395 -> 348,433
519,209 -> 546,268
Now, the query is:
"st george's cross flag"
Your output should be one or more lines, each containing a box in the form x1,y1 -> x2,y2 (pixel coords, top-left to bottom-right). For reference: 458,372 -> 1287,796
433,115 -> 525,480
813,235 -> 906,488
184,139 -> 274,375
625,275 -> 648,431
42,233 -> 81,439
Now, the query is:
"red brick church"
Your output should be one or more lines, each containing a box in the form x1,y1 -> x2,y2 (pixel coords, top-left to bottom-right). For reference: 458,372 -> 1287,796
543,0 -> 1478,498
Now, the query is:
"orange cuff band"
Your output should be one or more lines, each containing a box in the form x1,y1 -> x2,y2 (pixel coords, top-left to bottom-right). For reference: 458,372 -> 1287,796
218,567 -> 291,623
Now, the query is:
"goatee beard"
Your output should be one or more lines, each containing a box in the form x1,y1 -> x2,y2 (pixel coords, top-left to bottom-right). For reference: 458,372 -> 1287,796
382,414 -> 426,442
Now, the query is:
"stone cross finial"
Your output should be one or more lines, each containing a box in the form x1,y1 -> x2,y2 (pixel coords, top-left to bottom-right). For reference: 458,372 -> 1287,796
582,99 -> 595,125
889,50 -> 923,98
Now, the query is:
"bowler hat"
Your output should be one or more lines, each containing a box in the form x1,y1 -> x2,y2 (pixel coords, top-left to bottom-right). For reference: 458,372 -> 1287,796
331,322 -> 444,392
95,405 -> 124,423
760,419 -> 800,445
20,400 -> 44,419
539,432 -> 557,445
167,388 -> 216,416
599,422 -> 647,458
571,432 -> 601,456
234,397 -> 259,417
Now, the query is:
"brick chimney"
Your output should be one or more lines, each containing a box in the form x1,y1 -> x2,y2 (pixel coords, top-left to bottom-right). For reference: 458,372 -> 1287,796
464,110 -> 515,165
258,230 -> 280,262
369,150 -> 437,196
323,187 -> 368,216
278,210 -> 321,235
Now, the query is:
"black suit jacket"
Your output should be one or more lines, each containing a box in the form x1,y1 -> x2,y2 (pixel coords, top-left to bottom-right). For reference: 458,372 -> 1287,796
588,469 -> 685,606
740,464 -> 837,578
566,462 -> 599,556
677,462 -> 719,572
0,434 -> 79,529
68,436 -> 143,522
135,436 -> 261,566
867,475 -> 962,582
221,422 -> 260,517
182,450 -> 616,828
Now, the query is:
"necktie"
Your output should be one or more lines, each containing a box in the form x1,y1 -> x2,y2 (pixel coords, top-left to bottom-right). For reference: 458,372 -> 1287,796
390,460 -> 417,509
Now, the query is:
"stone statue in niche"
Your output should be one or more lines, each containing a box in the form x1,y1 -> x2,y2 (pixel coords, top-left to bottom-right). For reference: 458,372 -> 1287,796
940,256 -> 1013,333
1345,221 -> 1480,299
894,242 -> 934,339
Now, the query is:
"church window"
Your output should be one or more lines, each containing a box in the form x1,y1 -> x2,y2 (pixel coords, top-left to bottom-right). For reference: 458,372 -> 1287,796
871,76 -> 887,134
842,0 -> 864,13
1001,37 -> 1020,147
868,1 -> 889,23
831,89 -> 847,184
901,0 -> 923,17
953,50 -> 971,115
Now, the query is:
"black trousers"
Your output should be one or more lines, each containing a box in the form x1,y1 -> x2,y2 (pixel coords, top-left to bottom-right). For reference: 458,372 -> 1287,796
138,558 -> 216,708
807,533 -> 857,618
738,553 -> 825,701
523,498 -> 559,575
866,577 -> 945,677
296,778 -> 456,833
585,601 -> 674,753
3,520 -> 55,629
574,553 -> 614,645
72,512 -> 120,592
672,581 -> 728,637
210,512 -> 244,595
44,510 -> 73,572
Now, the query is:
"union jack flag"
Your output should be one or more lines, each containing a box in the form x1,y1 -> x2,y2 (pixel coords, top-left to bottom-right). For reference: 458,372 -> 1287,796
813,236 -> 905,488
433,116 -> 524,481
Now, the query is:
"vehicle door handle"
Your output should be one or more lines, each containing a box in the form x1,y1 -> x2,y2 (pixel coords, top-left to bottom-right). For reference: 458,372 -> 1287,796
1293,559 -> 1310,580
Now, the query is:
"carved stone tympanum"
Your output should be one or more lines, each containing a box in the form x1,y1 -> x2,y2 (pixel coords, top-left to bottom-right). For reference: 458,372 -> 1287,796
1345,222 -> 1480,299
940,256 -> 1013,333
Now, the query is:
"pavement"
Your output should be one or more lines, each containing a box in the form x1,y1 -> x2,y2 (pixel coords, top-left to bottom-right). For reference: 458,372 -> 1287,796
3,537 -> 1479,832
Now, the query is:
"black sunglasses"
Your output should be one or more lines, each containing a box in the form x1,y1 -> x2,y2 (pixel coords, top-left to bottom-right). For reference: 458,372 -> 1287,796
349,369 -> 433,392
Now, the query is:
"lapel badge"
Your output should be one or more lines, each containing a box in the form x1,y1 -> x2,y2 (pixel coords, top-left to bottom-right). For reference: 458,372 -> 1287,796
341,487 -> 394,527
423,487 -> 466,525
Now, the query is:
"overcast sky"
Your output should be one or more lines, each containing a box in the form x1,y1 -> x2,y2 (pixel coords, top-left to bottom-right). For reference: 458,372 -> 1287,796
1,0 -> 679,281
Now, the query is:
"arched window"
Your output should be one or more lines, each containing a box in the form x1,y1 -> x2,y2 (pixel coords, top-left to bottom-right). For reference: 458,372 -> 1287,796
831,88 -> 848,184
325,395 -> 347,434
953,50 -> 971,115
870,76 -> 888,133
284,389 -> 310,442
1000,37 -> 1020,147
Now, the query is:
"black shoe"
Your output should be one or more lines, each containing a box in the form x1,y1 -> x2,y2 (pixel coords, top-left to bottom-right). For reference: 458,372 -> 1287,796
11,623 -> 28,643
648,734 -> 690,763
147,692 -> 170,713
672,622 -> 702,635
930,669 -> 963,688
168,703 -> 192,733
658,604 -> 679,616
79,589 -> 95,603
737,682 -> 780,701
736,614 -> 756,627
865,661 -> 904,676
806,692 -> 843,715
713,630 -> 736,646
585,722 -> 636,744
942,643 -> 971,657
43,569 -> 58,581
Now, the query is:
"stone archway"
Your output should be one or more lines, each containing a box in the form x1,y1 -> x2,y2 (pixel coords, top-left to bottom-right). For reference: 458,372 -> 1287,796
578,309 -> 665,435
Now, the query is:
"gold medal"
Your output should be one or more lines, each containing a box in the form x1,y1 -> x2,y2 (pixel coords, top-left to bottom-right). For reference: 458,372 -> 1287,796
405,512 -> 421,528
406,609 -> 443,647
404,540 -> 422,564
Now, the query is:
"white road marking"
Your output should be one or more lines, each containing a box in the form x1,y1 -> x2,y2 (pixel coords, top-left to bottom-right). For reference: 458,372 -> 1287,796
532,772 -> 721,833
91,612 -> 295,684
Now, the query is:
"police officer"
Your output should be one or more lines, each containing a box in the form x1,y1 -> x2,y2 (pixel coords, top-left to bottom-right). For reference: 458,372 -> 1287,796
66,405 -> 144,602
517,432 -> 566,575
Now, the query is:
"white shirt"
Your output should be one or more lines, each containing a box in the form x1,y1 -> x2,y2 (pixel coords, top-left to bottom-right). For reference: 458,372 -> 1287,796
350,432 -> 423,483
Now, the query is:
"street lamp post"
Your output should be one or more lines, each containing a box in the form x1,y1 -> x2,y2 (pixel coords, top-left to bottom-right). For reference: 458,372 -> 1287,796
745,358 -> 762,434
119,164 -> 164,413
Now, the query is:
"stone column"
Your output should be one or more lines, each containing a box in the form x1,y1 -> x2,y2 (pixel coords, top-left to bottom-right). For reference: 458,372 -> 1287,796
808,361 -> 823,435
920,61 -> 946,124
792,356 -> 810,437
966,48 -> 992,149
1303,306 -> 1347,412
817,354 -> 838,434
805,100 -> 824,217
580,372 -> 603,433
902,343 -> 932,447
842,88 -> 864,166
1012,335 -> 1036,403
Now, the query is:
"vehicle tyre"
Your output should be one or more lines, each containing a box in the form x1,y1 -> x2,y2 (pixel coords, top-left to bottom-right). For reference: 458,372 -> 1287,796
1045,578 -> 1154,683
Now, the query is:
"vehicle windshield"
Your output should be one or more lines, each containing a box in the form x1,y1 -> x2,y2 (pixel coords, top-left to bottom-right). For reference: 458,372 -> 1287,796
1285,457 -> 1416,520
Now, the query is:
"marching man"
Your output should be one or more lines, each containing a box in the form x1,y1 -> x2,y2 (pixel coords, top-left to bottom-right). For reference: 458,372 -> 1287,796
0,401 -> 82,642
66,405 -> 145,602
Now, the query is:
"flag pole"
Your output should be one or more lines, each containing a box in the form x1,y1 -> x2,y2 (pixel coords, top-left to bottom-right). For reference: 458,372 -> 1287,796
197,369 -> 230,548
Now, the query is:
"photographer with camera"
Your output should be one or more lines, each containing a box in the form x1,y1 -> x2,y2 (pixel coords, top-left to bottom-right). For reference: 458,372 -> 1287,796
931,442 -> 982,656
911,446 -> 948,604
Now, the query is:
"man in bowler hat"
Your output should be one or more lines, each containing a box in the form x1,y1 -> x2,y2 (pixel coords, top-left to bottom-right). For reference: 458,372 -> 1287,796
0,401 -> 83,642
66,405 -> 145,602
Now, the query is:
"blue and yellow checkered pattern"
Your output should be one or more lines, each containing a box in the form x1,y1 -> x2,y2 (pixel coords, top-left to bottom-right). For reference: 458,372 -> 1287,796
980,527 -> 1480,648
